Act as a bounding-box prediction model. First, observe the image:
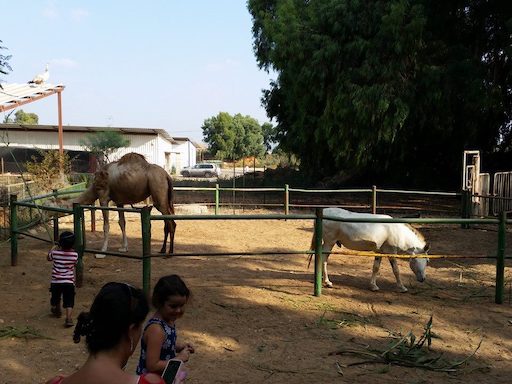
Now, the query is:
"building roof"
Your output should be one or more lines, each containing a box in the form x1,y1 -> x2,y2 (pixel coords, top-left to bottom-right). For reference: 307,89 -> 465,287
0,83 -> 65,112
0,123 -> 178,144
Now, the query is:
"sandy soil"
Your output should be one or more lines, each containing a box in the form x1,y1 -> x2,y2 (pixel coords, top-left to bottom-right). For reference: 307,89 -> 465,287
1,209 -> 512,384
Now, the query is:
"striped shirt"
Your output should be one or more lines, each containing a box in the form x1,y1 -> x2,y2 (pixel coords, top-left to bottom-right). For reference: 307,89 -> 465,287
48,249 -> 78,284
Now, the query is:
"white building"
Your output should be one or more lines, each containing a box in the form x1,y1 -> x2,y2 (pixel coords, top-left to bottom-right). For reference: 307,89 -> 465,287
0,124 -> 199,174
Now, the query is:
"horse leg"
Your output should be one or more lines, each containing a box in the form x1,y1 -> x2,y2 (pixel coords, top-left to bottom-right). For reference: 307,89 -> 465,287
96,204 -> 110,259
118,206 -> 128,252
370,257 -> 382,291
322,242 -> 335,288
389,257 -> 408,292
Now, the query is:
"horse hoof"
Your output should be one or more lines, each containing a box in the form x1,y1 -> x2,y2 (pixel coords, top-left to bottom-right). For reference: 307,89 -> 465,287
95,254 -> 106,259
370,285 -> 380,291
399,287 -> 408,293
324,282 -> 333,288
118,247 -> 127,252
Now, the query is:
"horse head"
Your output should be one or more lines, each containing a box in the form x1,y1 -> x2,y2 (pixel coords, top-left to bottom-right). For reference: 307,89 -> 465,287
408,242 -> 430,282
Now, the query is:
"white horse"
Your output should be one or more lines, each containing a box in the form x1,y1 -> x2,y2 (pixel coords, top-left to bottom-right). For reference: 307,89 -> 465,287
310,208 -> 429,292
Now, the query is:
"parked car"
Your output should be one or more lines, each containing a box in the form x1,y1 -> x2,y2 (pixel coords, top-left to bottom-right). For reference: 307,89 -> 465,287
180,163 -> 221,178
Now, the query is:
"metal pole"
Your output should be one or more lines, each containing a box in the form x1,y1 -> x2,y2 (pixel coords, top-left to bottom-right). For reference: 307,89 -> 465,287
495,211 -> 506,304
73,203 -> 84,287
91,204 -> 96,233
10,194 -> 18,266
284,184 -> 289,215
215,184 -> 219,215
141,206 -> 152,296
53,215 -> 59,244
372,185 -> 377,214
52,189 -> 58,243
57,91 -> 64,156
314,208 -> 323,296
461,190 -> 470,229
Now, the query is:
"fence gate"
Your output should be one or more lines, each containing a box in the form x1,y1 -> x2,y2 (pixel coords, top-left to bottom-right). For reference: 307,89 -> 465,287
493,172 -> 512,215
463,150 -> 491,216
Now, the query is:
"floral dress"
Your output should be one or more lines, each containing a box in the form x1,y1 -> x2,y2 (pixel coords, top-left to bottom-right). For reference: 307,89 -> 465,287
136,318 -> 177,374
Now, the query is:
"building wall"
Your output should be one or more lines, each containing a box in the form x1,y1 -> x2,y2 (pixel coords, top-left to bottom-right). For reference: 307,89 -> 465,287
174,140 -> 197,169
0,128 -> 196,175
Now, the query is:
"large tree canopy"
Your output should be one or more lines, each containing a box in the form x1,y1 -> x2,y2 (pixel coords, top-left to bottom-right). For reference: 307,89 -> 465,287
202,112 -> 267,160
248,0 -> 512,188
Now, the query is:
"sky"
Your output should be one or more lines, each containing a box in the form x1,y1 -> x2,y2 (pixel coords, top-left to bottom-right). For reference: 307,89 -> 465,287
0,1 -> 275,143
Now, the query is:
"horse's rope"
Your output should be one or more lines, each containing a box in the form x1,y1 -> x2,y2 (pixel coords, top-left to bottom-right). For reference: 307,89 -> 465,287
317,250 -> 493,260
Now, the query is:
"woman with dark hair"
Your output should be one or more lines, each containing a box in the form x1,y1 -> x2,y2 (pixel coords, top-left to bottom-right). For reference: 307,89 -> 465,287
45,282 -> 165,384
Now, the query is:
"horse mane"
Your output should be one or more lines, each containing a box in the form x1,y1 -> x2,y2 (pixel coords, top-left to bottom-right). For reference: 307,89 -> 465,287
117,152 -> 147,165
405,223 -> 425,241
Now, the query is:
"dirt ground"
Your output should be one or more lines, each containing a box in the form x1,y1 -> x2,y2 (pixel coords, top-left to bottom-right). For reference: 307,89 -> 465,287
1,208 -> 512,384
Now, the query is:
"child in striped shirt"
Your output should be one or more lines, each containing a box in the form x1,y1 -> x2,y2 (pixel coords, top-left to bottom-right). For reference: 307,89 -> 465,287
47,231 -> 79,328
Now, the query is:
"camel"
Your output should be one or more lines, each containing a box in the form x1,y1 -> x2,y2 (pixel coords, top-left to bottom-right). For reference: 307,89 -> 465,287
64,153 -> 176,258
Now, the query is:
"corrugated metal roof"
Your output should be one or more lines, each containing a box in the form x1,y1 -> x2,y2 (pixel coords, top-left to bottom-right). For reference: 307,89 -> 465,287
0,123 -> 178,144
0,83 -> 65,112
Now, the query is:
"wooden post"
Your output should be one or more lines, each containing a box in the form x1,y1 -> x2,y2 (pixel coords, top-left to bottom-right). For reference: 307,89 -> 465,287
284,184 -> 289,215
141,206 -> 152,296
495,211 -> 506,304
91,204 -> 96,233
314,208 -> 323,297
73,203 -> 84,287
461,190 -> 471,229
10,194 -> 18,266
215,184 -> 219,215
371,185 -> 377,214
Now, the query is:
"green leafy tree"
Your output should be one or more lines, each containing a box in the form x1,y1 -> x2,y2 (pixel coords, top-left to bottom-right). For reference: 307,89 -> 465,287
202,112 -> 266,160
25,150 -> 71,190
80,130 -> 131,166
261,122 -> 276,153
13,110 -> 39,124
248,0 -> 512,188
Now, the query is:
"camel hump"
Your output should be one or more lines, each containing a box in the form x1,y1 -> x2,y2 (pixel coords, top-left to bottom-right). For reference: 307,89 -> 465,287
118,152 -> 148,165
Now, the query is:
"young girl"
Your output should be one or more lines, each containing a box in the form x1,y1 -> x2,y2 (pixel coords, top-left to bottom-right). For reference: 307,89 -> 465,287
136,275 -> 194,376
47,231 -> 78,327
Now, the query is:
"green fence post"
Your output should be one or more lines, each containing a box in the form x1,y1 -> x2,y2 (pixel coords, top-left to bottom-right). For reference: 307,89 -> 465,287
53,215 -> 59,244
314,208 -> 323,296
215,184 -> 219,215
461,190 -> 471,229
141,206 -> 152,296
10,194 -> 18,266
495,211 -> 506,304
73,203 -> 84,288
284,184 -> 289,215
371,185 -> 377,214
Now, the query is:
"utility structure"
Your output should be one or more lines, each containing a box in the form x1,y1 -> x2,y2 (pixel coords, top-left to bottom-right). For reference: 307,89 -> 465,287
0,82 -> 66,154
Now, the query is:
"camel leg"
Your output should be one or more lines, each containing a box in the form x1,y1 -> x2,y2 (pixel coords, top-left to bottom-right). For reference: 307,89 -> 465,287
168,219 -> 176,254
96,206 -> 110,259
322,242 -> 335,288
389,257 -> 408,292
370,257 -> 382,291
160,219 -> 169,254
159,209 -> 176,255
118,206 -> 128,252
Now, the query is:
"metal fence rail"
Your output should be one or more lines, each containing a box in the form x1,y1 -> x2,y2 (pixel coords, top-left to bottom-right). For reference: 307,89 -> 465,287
9,196 -> 510,304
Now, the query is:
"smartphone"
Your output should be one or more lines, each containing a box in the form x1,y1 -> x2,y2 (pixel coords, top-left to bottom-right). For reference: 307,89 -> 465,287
161,358 -> 184,384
